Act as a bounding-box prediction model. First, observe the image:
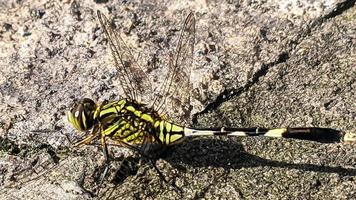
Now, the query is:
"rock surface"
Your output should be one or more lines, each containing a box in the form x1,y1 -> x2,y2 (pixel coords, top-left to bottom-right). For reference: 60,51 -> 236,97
0,0 -> 355,199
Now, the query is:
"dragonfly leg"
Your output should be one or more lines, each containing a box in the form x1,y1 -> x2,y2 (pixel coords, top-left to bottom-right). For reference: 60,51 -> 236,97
99,135 -> 110,184
73,132 -> 98,147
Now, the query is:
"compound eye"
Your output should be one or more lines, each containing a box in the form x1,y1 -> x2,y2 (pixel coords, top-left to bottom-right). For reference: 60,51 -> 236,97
67,98 -> 96,131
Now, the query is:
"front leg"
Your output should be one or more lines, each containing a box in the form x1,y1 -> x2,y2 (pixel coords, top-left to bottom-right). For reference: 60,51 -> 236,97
74,126 -> 100,147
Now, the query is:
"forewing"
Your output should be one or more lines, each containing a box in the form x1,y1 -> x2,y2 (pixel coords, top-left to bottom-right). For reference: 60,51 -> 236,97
151,13 -> 195,125
97,11 -> 152,102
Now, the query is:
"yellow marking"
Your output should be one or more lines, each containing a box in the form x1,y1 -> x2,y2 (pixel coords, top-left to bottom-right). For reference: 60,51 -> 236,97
81,112 -> 87,130
125,131 -> 141,143
103,120 -> 127,136
67,111 -> 79,130
166,123 -> 172,132
141,114 -> 154,123
102,123 -> 120,136
159,121 -> 165,143
169,134 -> 183,144
264,128 -> 287,137
118,99 -> 126,105
126,106 -> 135,112
159,133 -> 165,142
171,124 -> 183,132
154,121 -> 160,129
93,103 -> 102,120
160,121 -> 164,134
100,107 -> 118,116
166,129 -> 170,144
101,102 -> 115,111
93,110 -> 99,119
134,110 -> 142,117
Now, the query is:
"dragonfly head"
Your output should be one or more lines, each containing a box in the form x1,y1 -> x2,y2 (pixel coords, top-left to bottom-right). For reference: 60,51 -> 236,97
67,98 -> 97,131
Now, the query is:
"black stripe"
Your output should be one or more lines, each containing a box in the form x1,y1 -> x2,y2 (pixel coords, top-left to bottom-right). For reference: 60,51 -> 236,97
168,123 -> 173,143
163,122 -> 167,144
100,112 -> 114,120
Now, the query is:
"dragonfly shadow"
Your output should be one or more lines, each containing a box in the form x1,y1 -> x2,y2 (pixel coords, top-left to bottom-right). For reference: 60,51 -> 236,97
166,138 -> 356,176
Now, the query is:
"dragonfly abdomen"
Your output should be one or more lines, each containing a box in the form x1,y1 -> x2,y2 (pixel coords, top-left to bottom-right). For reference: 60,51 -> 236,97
184,127 -> 346,143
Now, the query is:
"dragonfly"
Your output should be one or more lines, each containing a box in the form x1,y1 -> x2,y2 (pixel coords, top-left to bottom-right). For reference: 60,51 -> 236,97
66,10 -> 355,191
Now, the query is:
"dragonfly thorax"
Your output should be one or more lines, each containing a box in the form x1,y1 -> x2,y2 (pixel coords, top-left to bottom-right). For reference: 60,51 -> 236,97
93,99 -> 185,146
97,99 -> 162,141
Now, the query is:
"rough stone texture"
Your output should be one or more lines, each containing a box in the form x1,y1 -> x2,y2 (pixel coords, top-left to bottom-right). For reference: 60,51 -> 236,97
0,0 -> 355,199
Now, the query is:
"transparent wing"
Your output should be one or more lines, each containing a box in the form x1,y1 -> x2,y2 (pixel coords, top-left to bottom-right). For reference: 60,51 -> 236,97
150,13 -> 195,124
97,11 -> 152,102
